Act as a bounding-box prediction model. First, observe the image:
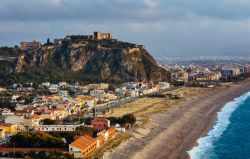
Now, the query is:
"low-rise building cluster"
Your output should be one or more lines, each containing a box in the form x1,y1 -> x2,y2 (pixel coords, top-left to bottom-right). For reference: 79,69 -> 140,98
165,64 -> 250,86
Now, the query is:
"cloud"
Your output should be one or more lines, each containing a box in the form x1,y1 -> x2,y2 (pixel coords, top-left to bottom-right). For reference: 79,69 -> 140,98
144,0 -> 157,7
1,0 -> 250,56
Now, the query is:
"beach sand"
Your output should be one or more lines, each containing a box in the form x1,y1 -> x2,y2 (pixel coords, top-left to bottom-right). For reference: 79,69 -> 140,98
108,81 -> 250,159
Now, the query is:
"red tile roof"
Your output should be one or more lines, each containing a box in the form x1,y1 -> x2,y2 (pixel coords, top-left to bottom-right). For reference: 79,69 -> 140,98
70,135 -> 96,150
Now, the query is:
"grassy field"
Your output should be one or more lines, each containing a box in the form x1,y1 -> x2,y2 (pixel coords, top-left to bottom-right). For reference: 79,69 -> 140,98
104,87 -> 209,121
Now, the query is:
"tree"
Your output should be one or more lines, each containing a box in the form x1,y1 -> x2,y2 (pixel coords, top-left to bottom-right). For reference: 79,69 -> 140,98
42,118 -> 56,125
10,132 -> 64,148
122,114 -> 136,125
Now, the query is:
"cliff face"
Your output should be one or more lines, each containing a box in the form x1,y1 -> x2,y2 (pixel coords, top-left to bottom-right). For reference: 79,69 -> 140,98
0,39 -> 169,85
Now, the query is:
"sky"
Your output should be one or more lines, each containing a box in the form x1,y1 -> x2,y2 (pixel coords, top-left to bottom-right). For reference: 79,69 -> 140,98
1,0 -> 250,57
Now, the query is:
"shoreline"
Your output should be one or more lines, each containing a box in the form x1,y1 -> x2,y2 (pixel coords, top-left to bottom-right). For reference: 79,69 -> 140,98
108,81 -> 250,159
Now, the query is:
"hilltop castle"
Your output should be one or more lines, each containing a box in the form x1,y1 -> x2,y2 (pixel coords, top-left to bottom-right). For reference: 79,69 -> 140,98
94,32 -> 112,40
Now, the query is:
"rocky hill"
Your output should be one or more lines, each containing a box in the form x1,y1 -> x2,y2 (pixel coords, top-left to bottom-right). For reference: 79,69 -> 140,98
0,38 -> 169,86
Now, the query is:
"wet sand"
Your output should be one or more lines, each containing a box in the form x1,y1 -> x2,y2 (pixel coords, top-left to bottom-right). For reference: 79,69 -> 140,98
109,81 -> 250,159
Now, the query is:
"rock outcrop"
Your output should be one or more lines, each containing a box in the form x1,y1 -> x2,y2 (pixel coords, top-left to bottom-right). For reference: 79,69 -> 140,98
0,39 -> 169,85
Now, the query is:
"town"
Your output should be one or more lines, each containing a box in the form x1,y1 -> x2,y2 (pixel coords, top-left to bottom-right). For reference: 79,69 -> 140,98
0,32 -> 249,159
0,64 -> 249,158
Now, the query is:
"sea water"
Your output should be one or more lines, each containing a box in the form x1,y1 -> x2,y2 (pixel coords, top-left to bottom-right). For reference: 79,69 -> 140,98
188,91 -> 250,159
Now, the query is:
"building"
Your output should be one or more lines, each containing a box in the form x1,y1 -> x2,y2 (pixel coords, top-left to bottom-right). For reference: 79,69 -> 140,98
0,123 -> 22,135
34,125 -> 81,132
5,115 -> 22,125
221,66 -> 243,77
0,108 -> 14,116
97,126 -> 116,141
77,96 -> 97,107
20,40 -> 41,50
69,135 -> 97,158
22,115 -> 40,130
0,129 -> 5,138
14,108 -> 34,117
91,118 -> 110,130
94,32 -> 112,39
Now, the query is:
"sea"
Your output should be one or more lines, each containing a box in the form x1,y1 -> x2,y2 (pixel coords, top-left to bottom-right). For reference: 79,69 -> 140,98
188,91 -> 250,159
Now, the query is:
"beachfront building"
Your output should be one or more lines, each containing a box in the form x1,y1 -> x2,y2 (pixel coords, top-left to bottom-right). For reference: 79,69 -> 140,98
97,126 -> 116,141
69,135 -> 97,158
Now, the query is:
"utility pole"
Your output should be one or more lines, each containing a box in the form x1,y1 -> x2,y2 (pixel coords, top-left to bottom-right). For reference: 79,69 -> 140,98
14,142 -> 16,159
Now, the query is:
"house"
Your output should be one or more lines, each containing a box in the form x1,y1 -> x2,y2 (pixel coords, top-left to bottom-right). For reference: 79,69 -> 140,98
77,96 -> 97,107
41,82 -> 50,88
15,108 -> 34,117
69,135 -> 97,158
0,129 -> 5,138
51,108 -> 69,119
10,95 -> 20,103
90,89 -> 106,98
101,93 -> 117,102
48,84 -> 59,93
22,115 -> 41,130
91,118 -> 110,130
157,82 -> 171,90
0,108 -> 14,116
0,123 -> 22,135
5,115 -> 22,125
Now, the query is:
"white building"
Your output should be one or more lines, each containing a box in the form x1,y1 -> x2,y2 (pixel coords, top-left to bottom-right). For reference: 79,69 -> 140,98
90,89 -> 106,98
41,82 -> 50,88
49,84 -> 59,93
5,115 -> 22,125
34,124 -> 82,132
1,108 -> 14,116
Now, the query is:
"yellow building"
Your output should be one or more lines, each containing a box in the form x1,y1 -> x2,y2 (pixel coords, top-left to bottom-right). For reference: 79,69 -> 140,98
0,123 -> 23,135
77,96 -> 97,107
0,129 -> 5,138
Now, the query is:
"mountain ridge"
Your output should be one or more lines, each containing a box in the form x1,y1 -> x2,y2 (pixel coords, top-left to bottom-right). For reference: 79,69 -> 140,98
0,38 -> 169,86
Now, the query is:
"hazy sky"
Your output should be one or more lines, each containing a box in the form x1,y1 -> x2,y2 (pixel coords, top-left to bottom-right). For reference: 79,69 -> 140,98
1,0 -> 250,57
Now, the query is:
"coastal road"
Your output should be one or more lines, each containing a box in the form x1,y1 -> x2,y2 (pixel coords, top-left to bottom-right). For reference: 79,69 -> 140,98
94,87 -> 177,112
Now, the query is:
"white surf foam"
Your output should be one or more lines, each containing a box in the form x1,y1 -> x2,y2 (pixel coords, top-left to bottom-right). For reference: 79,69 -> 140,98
187,92 -> 250,159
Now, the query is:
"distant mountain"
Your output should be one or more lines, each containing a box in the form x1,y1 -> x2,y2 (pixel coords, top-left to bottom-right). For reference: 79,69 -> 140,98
0,38 -> 169,86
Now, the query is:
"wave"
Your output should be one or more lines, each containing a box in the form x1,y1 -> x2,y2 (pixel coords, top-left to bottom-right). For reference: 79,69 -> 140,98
187,92 -> 250,159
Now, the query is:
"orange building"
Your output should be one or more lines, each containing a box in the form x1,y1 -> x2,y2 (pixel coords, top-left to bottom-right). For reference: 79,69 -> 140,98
69,135 -> 97,158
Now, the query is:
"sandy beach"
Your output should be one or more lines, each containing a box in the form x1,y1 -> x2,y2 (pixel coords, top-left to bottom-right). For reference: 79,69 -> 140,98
108,81 -> 250,159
